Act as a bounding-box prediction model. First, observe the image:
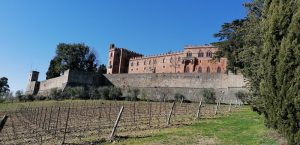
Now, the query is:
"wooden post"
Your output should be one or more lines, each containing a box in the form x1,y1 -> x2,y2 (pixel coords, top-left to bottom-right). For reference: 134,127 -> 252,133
109,106 -> 124,141
47,107 -> 53,131
133,102 -> 136,124
180,97 -> 184,106
148,102 -> 152,127
62,106 -> 71,144
0,115 -> 8,133
35,108 -> 40,125
42,108 -> 48,129
109,103 -> 112,122
228,101 -> 232,112
98,104 -> 102,134
54,107 -> 61,135
196,99 -> 202,119
167,102 -> 175,125
38,107 -> 44,127
214,104 -> 218,115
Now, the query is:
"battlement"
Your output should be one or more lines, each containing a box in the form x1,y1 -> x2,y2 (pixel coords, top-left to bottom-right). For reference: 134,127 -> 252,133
184,44 -> 215,49
129,51 -> 184,60
109,43 -> 143,56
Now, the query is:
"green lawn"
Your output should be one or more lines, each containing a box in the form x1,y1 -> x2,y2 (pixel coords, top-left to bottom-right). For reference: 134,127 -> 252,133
109,107 -> 281,145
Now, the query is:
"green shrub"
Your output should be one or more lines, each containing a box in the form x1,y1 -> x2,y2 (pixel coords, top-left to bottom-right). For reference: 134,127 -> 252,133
35,95 -> 46,101
235,91 -> 250,104
97,86 -> 110,99
203,88 -> 216,104
174,93 -> 185,101
15,90 -> 24,101
126,88 -> 139,101
49,88 -> 63,100
25,95 -> 35,101
63,87 -> 86,99
109,87 -> 122,100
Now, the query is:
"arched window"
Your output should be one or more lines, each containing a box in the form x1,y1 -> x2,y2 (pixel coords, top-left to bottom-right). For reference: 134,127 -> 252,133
198,67 -> 202,73
198,51 -> 204,57
206,51 -> 212,58
185,66 -> 190,73
137,61 -> 139,66
149,60 -> 151,65
187,51 -> 192,57
217,67 -> 221,73
131,62 -> 134,66
207,67 -> 210,73
162,58 -> 165,63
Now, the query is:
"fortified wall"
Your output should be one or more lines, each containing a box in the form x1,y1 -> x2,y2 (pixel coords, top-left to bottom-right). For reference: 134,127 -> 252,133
26,70 -> 108,96
26,70 -> 246,103
103,73 -> 246,103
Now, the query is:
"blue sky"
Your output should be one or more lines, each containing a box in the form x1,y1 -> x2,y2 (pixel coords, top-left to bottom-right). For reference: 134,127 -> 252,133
0,0 -> 248,93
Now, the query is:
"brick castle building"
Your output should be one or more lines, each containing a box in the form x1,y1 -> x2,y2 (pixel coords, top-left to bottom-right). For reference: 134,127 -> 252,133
107,44 -> 227,74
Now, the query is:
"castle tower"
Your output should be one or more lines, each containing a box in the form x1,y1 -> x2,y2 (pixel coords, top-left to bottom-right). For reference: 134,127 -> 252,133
25,71 -> 40,95
28,71 -> 39,82
107,43 -> 143,74
107,43 -> 119,74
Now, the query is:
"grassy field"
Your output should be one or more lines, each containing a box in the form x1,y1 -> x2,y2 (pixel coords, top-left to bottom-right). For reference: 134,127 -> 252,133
108,107 -> 283,145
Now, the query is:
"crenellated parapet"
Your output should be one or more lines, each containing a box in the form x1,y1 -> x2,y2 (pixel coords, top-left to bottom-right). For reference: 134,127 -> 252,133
129,51 -> 184,61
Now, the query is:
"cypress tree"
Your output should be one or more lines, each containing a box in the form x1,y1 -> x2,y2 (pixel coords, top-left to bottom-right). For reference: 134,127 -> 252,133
259,0 -> 300,144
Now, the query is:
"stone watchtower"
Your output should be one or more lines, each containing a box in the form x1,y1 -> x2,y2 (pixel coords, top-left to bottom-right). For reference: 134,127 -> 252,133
25,71 -> 40,95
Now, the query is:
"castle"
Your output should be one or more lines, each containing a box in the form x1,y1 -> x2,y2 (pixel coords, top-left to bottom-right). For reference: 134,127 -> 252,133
26,44 -> 246,103
108,44 -> 227,74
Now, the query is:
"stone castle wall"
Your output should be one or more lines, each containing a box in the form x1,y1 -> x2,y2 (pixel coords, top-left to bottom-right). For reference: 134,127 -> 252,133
103,73 -> 247,103
27,70 -> 247,103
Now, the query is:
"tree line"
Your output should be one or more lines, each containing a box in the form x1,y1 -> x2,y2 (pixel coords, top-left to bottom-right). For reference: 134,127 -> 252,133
214,0 -> 299,144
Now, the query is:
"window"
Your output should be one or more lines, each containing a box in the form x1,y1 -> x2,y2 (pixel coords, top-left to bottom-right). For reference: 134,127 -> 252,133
162,58 -> 165,63
154,59 -> 157,64
170,57 -> 173,62
198,67 -> 202,73
110,53 -> 112,57
149,60 -> 151,64
217,67 -> 221,73
187,51 -> 192,57
137,61 -> 139,66
206,51 -> 212,58
198,51 -> 204,57
177,57 -> 181,61
185,66 -> 190,73
131,62 -> 134,66
207,67 -> 210,73
144,61 -> 146,65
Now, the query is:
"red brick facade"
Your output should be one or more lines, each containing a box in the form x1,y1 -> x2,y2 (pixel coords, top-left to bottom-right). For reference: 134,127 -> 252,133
107,44 -> 143,74
107,44 -> 227,74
